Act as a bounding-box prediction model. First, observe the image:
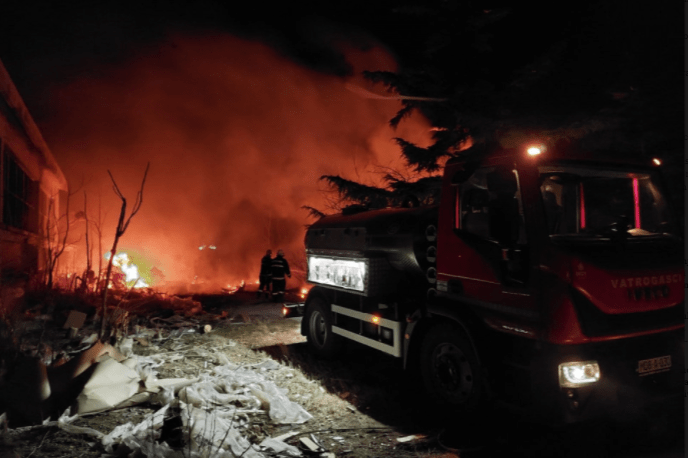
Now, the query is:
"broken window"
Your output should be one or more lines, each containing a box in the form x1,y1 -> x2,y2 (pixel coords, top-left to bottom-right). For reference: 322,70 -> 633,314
2,146 -> 38,232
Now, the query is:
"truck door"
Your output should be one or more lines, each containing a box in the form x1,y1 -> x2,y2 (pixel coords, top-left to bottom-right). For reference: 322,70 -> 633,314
436,165 -> 538,331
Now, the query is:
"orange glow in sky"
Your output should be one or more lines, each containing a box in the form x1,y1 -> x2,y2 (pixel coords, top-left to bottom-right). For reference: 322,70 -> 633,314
46,34 -> 434,293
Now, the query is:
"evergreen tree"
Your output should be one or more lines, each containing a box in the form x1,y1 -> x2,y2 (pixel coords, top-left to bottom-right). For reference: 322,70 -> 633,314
319,0 -> 682,214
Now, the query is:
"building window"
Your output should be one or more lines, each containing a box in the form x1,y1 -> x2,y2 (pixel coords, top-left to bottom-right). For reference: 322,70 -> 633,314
2,147 -> 37,232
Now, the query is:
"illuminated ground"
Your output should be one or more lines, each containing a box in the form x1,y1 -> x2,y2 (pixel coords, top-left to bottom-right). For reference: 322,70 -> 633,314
1,290 -> 683,458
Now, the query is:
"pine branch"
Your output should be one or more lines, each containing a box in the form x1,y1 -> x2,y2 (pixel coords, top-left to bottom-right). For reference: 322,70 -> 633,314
301,206 -> 326,219
320,175 -> 392,208
394,138 -> 452,173
387,175 -> 443,206
390,104 -> 416,128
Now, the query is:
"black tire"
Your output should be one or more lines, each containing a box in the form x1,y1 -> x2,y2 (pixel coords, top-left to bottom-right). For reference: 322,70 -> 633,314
419,323 -> 484,412
305,297 -> 341,357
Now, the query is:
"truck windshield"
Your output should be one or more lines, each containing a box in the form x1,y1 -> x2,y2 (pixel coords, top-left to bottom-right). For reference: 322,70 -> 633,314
539,166 -> 675,238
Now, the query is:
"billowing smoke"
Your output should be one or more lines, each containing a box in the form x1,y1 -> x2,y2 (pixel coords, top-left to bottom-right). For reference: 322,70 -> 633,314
43,32 -> 431,292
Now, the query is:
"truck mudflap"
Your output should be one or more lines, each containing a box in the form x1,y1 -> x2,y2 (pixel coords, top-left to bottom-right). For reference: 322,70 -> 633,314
528,328 -> 683,424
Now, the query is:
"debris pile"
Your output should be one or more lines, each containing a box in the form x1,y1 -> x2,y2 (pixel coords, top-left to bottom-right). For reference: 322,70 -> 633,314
98,356 -> 311,457
0,285 -> 322,458
1,289 -> 419,458
1,319 -> 316,457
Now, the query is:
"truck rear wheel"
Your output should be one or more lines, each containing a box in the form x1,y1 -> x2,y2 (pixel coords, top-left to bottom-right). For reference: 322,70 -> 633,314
305,298 -> 341,357
419,324 -> 483,412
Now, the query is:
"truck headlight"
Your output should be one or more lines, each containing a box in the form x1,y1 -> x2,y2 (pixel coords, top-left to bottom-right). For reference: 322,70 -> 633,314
558,361 -> 600,388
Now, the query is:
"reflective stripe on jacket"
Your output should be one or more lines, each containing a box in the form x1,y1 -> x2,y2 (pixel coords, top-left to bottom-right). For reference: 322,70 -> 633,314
271,255 -> 290,280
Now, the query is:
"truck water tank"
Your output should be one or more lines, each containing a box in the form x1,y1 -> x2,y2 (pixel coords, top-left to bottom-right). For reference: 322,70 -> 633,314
305,206 -> 438,284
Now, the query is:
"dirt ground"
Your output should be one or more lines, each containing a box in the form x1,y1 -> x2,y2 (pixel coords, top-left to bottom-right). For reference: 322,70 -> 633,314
0,290 -> 683,458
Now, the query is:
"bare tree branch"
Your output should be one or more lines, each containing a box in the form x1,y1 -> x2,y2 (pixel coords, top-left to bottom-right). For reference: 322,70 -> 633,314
100,163 -> 151,339
43,186 -> 79,288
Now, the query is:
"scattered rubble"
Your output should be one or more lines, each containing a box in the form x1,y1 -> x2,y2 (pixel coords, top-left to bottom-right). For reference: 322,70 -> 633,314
1,288 -> 681,458
396,434 -> 427,443
0,289 -> 405,458
3,289 -> 553,458
63,310 -> 87,330
1,314 -> 319,457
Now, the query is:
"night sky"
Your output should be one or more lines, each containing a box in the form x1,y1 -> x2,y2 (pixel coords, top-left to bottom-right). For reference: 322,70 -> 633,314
0,0 -> 682,288
3,1 -> 680,120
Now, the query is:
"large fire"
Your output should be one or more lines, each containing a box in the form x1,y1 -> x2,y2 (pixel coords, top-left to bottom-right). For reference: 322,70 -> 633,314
44,34 -> 433,293
106,252 -> 150,289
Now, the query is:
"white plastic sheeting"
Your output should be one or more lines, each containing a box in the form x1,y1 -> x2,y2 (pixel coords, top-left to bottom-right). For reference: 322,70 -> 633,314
207,364 -> 312,424
100,355 -> 311,457
75,356 -> 141,414
181,403 -> 264,458
258,437 -> 302,457
102,404 -> 180,457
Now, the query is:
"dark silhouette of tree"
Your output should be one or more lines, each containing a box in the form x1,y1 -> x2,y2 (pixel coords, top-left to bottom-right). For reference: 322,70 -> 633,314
43,188 -> 74,289
100,163 -> 150,338
319,0 -> 682,214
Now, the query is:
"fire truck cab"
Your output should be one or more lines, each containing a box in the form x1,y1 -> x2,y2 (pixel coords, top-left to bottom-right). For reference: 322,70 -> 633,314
301,145 -> 684,424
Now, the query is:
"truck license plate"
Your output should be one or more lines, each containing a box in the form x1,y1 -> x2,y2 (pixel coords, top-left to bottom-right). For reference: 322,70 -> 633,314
636,355 -> 671,376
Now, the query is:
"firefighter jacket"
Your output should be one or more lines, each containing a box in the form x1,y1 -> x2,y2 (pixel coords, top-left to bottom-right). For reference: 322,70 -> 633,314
260,255 -> 272,277
271,255 -> 291,280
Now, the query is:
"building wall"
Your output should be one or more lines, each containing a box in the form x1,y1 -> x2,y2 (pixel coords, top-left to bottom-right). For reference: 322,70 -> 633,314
0,58 -> 68,286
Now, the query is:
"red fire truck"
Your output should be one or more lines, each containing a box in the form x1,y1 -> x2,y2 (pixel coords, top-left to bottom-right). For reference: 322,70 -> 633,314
300,145 -> 684,423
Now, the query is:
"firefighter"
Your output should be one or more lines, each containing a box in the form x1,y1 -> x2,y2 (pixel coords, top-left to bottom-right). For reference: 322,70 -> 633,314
271,249 -> 291,302
258,249 -> 272,299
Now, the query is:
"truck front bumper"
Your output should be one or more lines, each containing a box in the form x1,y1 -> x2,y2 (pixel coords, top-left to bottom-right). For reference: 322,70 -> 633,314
529,329 -> 683,424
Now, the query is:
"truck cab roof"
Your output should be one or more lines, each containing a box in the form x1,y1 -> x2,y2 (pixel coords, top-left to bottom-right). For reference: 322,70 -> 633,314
446,146 -> 662,171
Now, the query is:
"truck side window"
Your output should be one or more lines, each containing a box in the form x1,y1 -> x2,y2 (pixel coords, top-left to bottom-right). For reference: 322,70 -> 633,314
459,168 -> 491,238
460,167 -> 525,245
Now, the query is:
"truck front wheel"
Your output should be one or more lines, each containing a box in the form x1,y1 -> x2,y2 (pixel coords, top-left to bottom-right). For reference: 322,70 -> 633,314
305,298 -> 341,357
419,324 -> 483,412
